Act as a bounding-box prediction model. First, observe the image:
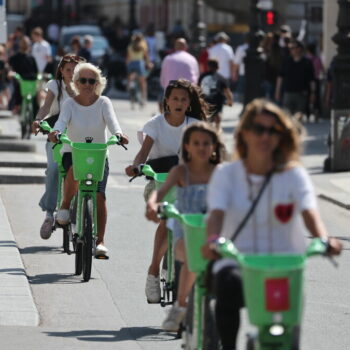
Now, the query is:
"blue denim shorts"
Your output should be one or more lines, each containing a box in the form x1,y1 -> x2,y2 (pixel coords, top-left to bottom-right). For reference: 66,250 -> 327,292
62,152 -> 109,195
127,60 -> 146,76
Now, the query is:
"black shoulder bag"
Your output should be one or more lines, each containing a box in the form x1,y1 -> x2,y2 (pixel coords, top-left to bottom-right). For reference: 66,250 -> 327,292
231,170 -> 274,241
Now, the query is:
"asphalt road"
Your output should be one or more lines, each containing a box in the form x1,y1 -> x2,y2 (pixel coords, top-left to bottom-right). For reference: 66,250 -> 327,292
0,99 -> 349,349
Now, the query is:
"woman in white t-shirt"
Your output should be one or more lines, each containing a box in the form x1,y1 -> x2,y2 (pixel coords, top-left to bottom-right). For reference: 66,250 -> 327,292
125,79 -> 208,304
202,99 -> 342,350
48,62 -> 129,257
32,54 -> 86,240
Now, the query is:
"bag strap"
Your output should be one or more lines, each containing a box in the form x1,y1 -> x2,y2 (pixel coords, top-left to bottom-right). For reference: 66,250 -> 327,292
231,170 -> 274,242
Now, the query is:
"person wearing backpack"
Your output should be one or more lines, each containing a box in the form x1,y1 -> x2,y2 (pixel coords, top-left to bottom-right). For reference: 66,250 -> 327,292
198,59 -> 233,130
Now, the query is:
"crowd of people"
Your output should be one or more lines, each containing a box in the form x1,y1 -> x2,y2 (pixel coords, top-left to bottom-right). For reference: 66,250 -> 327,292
1,21 -> 343,350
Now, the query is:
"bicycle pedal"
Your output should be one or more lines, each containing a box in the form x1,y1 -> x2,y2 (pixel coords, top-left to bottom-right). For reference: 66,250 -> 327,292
95,254 -> 109,260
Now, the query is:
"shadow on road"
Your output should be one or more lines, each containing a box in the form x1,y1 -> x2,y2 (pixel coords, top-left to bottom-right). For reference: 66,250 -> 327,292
28,273 -> 83,284
45,327 -> 178,343
19,245 -> 63,255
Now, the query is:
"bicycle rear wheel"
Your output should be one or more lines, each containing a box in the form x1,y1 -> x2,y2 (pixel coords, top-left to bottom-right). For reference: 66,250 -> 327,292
21,101 -> 32,139
82,197 -> 93,282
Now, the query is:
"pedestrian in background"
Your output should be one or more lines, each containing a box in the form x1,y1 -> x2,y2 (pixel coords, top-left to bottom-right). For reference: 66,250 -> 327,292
199,59 -> 233,130
69,36 -> 81,56
233,35 -> 249,103
160,38 -> 199,89
31,27 -> 52,73
306,43 -> 325,122
275,40 -> 315,121
8,36 -> 38,115
208,32 -> 235,86
126,32 -> 151,106
79,35 -> 93,63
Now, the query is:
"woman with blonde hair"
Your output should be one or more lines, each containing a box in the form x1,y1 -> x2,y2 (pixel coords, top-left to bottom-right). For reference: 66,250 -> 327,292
126,32 -> 152,105
202,98 -> 342,350
49,62 -> 129,257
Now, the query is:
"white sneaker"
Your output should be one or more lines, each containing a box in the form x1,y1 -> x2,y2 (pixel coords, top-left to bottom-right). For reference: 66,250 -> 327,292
56,209 -> 70,225
145,274 -> 161,303
40,217 -> 54,239
96,243 -> 108,256
162,302 -> 186,332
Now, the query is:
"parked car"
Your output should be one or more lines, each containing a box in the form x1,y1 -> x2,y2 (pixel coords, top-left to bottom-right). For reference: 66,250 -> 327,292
59,25 -> 109,65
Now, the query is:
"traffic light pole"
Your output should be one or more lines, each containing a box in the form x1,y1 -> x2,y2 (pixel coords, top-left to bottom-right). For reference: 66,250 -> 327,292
328,0 -> 350,171
243,0 -> 266,106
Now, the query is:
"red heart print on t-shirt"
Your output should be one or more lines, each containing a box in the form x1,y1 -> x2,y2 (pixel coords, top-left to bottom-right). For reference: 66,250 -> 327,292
274,203 -> 294,223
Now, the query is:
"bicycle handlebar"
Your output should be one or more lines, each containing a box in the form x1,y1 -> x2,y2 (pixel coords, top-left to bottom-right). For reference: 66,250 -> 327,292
214,236 -> 337,266
39,120 -> 127,150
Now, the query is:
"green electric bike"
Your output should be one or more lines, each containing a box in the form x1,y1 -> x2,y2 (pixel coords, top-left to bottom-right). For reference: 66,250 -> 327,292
214,236 -> 335,350
159,202 -> 218,350
40,121 -> 127,281
130,164 -> 179,306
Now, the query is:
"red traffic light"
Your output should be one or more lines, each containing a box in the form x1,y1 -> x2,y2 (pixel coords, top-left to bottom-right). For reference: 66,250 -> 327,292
266,11 -> 275,25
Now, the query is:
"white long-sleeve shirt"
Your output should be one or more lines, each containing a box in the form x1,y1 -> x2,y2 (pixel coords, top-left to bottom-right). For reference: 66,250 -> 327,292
54,96 -> 123,153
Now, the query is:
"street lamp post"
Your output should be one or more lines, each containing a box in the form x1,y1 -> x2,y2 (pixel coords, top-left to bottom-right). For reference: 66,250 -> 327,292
191,0 -> 207,57
243,0 -> 266,106
129,0 -> 138,33
329,0 -> 350,171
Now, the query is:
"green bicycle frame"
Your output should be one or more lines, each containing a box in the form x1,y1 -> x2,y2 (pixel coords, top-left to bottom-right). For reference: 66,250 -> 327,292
141,164 -> 177,305
160,203 -> 208,350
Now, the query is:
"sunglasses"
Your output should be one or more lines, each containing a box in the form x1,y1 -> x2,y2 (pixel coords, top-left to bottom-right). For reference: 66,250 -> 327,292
61,55 -> 86,64
249,123 -> 282,136
78,77 -> 97,85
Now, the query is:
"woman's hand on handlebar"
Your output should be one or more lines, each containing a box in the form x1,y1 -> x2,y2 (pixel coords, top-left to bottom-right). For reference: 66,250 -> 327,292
116,133 -> 129,145
201,242 -> 221,260
31,120 -> 41,135
48,131 -> 60,143
145,201 -> 160,223
125,165 -> 139,177
327,237 -> 342,256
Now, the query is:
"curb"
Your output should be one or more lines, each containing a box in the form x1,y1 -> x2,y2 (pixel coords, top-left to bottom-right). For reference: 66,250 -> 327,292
0,195 -> 39,326
318,194 -> 350,210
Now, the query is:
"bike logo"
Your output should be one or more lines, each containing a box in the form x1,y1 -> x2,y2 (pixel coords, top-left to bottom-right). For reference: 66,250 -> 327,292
86,157 -> 95,165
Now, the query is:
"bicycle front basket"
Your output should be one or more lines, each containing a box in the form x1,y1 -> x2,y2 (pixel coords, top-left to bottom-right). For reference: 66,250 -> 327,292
71,143 -> 107,181
19,80 -> 37,98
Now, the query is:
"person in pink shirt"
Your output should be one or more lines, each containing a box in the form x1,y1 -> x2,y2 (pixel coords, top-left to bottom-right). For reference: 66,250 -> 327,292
160,38 -> 199,89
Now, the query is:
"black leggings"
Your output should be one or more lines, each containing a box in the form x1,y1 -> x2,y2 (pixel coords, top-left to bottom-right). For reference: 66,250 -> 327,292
212,261 -> 245,350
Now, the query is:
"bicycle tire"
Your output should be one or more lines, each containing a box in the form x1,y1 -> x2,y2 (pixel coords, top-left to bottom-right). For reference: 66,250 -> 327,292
182,287 -> 194,350
75,240 -> 83,275
63,225 -> 70,254
82,197 -> 93,282
202,295 -> 220,350
23,101 -> 33,139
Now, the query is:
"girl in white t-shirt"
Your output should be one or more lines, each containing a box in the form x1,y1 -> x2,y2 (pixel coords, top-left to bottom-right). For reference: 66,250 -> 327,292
32,54 -> 86,240
125,79 -> 208,304
146,122 -> 224,331
202,99 -> 342,350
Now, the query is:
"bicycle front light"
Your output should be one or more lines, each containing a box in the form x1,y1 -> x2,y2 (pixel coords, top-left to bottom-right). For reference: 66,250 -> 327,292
269,324 -> 285,336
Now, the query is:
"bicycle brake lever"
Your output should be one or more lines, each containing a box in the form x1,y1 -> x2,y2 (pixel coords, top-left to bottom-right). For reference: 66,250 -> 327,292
117,142 -> 128,150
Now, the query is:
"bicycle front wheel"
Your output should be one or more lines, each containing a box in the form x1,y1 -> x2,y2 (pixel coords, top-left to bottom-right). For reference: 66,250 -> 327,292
82,197 -> 93,282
